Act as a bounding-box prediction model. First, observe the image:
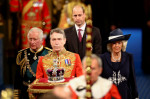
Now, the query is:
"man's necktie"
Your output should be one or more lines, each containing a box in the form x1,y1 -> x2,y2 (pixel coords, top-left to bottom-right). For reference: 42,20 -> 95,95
78,29 -> 82,42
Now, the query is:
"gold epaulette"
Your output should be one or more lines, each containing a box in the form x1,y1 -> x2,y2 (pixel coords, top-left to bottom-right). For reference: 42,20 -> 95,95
16,48 -> 26,68
44,47 -> 52,52
18,48 -> 29,53
16,48 -> 28,65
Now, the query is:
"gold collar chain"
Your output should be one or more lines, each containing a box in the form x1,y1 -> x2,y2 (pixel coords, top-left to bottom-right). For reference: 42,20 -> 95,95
30,46 -> 43,60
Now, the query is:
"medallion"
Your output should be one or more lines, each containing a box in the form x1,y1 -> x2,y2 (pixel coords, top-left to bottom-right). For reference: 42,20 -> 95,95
33,55 -> 37,60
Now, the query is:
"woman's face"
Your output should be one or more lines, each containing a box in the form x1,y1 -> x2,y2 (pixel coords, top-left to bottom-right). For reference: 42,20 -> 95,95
111,41 -> 123,53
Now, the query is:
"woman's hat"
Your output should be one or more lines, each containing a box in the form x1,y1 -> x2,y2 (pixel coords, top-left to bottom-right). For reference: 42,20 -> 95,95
106,28 -> 131,43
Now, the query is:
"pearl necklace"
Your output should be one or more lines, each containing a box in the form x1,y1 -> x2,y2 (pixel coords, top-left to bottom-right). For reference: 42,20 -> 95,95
111,52 -> 121,62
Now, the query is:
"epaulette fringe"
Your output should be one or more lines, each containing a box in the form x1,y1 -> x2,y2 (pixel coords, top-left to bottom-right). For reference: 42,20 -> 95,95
18,48 -> 28,53
44,47 -> 52,52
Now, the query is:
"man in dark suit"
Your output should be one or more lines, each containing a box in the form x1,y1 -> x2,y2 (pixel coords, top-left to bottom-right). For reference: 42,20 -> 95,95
64,5 -> 102,60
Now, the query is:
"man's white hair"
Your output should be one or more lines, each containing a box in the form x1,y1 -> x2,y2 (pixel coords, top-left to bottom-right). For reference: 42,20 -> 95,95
27,27 -> 43,41
82,54 -> 102,68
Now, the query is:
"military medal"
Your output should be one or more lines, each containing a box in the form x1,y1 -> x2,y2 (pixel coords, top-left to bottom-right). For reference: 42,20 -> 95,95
65,59 -> 71,66
33,55 -> 37,60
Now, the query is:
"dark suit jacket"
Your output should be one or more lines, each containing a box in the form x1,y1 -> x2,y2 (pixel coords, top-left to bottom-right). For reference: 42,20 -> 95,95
64,25 -> 102,60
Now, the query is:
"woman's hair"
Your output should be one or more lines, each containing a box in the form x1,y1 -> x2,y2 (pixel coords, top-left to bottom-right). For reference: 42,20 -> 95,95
107,40 -> 128,52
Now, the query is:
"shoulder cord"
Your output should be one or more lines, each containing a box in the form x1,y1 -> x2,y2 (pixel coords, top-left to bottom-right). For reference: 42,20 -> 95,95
24,50 -> 36,77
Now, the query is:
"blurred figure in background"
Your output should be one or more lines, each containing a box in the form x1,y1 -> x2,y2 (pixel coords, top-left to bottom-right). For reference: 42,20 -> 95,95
37,91 -> 61,99
53,85 -> 72,99
9,0 -> 51,49
37,85 -> 72,99
67,54 -> 121,99
58,0 -> 92,29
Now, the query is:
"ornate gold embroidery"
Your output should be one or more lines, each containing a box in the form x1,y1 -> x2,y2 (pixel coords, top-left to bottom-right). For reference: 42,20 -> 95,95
16,50 -> 26,76
42,50 -> 76,77
28,79 -> 68,94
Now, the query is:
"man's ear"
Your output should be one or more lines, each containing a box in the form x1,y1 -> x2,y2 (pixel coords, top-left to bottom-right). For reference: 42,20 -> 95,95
64,38 -> 66,44
98,68 -> 103,75
41,38 -> 44,44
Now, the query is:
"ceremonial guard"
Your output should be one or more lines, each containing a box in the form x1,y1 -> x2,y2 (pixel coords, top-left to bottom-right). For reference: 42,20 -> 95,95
9,0 -> 51,49
14,27 -> 52,99
36,48 -> 83,79
36,28 -> 83,79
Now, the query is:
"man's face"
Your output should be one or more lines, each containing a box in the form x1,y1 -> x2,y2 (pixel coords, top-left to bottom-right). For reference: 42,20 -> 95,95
83,58 -> 102,84
50,32 -> 66,52
28,30 -> 42,51
72,6 -> 86,27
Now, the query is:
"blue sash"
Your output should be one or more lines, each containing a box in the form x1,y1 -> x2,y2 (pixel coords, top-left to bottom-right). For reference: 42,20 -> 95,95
26,49 -> 48,79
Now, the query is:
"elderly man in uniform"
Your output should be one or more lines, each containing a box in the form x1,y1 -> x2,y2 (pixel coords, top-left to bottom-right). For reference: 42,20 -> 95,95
36,28 -> 83,79
14,27 -> 52,99
67,54 -> 121,99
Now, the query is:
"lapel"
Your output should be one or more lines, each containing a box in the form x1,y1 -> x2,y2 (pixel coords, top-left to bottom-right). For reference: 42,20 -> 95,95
119,52 -> 127,69
71,26 -> 79,52
82,27 -> 87,53
105,52 -> 112,66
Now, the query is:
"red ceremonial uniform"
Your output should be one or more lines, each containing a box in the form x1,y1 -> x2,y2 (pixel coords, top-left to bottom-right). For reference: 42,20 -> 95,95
10,0 -> 51,49
67,75 -> 122,99
36,49 -> 83,79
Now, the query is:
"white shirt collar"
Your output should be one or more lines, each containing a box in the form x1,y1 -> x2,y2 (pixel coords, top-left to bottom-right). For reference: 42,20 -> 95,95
75,23 -> 86,37
75,23 -> 86,32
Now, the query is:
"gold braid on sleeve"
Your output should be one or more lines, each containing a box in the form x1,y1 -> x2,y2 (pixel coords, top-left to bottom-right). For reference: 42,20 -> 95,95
16,51 -> 26,76
24,50 -> 36,77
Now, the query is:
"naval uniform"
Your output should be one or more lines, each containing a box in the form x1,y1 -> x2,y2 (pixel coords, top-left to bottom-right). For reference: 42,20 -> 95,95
14,46 -> 52,99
